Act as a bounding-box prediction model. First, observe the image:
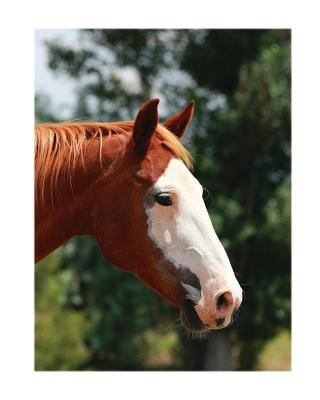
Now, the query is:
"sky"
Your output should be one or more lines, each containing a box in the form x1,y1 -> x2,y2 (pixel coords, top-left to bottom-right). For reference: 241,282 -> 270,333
35,30 -> 78,118
35,29 -> 225,122
35,29 -> 146,120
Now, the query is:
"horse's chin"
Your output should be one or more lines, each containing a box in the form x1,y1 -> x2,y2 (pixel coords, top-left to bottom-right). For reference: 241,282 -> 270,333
180,314 -> 210,334
180,299 -> 209,332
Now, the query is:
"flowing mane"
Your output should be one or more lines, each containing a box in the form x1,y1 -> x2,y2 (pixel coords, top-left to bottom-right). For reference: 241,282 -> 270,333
35,121 -> 192,204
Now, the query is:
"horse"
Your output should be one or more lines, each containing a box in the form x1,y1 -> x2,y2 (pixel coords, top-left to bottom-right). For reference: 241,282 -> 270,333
35,99 -> 242,332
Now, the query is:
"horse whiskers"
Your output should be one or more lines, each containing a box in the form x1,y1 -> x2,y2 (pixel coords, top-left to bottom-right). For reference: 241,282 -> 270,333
185,328 -> 211,341
202,186 -> 214,208
174,315 -> 212,341
173,317 -> 184,330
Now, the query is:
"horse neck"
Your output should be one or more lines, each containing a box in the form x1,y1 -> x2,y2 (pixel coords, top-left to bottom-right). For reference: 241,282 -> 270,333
35,133 -> 130,262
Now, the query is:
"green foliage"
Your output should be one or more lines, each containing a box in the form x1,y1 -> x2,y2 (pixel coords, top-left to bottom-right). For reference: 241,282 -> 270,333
35,29 -> 291,370
34,94 -> 59,124
58,237 -> 177,370
256,330 -> 291,370
35,251 -> 91,370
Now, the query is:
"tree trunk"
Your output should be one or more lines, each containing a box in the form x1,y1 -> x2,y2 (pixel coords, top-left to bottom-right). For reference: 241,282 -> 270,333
203,331 -> 233,370
179,329 -> 234,370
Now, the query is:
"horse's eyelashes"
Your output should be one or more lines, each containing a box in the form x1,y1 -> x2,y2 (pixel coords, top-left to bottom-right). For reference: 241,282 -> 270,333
154,192 -> 173,206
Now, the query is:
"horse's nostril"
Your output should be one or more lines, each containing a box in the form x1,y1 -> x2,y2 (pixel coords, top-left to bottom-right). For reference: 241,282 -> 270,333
215,291 -> 234,313
216,317 -> 225,327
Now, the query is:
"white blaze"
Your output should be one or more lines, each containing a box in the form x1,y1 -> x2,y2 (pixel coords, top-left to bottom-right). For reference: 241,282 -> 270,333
145,158 -> 242,309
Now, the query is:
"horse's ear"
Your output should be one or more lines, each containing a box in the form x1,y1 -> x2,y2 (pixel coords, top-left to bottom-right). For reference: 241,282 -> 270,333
133,98 -> 159,149
163,100 -> 194,140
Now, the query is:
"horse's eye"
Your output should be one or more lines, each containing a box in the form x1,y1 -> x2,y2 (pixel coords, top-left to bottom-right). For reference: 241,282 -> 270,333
154,192 -> 173,206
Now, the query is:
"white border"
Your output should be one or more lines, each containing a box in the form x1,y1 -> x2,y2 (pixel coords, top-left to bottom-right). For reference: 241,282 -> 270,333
1,0 -> 319,399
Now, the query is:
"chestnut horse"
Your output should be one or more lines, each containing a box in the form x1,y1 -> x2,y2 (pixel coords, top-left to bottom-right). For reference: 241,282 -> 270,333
35,99 -> 242,332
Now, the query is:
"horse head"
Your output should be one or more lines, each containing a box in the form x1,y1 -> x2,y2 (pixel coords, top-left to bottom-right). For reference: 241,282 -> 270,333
91,99 -> 242,331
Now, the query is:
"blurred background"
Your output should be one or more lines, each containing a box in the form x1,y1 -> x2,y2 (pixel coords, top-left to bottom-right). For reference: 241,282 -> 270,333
35,29 -> 291,371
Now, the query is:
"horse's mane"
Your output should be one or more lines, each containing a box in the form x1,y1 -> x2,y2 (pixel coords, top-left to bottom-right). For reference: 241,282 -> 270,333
35,121 -> 192,204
